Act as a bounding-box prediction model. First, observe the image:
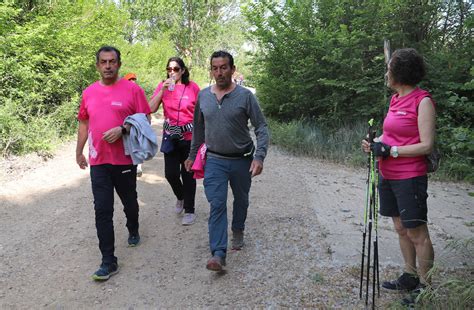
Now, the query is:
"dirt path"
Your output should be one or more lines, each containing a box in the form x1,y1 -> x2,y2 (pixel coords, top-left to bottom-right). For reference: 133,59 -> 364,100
1,118 -> 472,308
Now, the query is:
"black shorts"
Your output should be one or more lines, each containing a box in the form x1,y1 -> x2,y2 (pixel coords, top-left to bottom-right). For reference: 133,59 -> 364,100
378,175 -> 428,228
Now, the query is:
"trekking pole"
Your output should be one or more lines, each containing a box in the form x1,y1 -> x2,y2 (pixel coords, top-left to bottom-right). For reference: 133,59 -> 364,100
374,158 -> 380,298
359,119 -> 379,309
359,119 -> 374,299
368,139 -> 377,308
366,143 -> 374,307
360,119 -> 376,305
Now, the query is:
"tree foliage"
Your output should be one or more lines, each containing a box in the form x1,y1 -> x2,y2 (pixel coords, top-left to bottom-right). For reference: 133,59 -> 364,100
0,0 -> 246,155
119,0 -> 246,69
1,0 -> 130,155
243,0 -> 473,181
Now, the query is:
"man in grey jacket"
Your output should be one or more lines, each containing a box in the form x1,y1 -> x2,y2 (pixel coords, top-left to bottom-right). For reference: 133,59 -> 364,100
185,51 -> 269,272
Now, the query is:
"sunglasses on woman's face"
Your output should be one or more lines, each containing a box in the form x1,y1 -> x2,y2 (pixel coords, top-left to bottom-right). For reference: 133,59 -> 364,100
166,67 -> 181,73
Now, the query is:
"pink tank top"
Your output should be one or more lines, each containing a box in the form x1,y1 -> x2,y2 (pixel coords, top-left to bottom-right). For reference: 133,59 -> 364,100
380,88 -> 435,180
152,81 -> 200,141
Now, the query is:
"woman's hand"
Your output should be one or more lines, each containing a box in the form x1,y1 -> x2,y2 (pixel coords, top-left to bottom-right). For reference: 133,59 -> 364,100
361,139 -> 371,153
162,77 -> 174,89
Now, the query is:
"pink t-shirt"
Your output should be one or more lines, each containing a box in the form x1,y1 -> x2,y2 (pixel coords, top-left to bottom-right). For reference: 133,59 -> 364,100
77,79 -> 151,166
380,88 -> 435,179
152,81 -> 200,140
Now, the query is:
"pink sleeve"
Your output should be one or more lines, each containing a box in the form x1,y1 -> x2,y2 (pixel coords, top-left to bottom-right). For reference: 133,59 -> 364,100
134,85 -> 151,114
152,82 -> 164,98
77,96 -> 89,120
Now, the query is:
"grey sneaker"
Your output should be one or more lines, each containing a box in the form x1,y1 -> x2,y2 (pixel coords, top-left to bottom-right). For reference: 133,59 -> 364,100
231,229 -> 244,250
175,200 -> 184,214
182,213 -> 197,226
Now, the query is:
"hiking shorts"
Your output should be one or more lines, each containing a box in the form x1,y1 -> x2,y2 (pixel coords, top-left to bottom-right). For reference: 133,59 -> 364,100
378,175 -> 428,228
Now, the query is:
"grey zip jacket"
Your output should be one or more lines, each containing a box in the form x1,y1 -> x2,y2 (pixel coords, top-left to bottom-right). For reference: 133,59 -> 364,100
123,113 -> 158,165
188,85 -> 269,162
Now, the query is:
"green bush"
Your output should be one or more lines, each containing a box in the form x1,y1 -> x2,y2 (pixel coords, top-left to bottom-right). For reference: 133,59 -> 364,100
245,1 -> 473,183
0,98 -> 58,155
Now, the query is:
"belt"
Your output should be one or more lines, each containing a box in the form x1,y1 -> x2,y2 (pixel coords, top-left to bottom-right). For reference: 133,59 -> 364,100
207,146 -> 254,158
163,121 -> 193,133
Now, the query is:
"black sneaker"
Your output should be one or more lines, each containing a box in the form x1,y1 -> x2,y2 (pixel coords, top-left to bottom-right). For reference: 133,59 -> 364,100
92,262 -> 119,281
128,232 -> 140,247
231,229 -> 244,250
382,272 -> 419,292
401,283 -> 428,306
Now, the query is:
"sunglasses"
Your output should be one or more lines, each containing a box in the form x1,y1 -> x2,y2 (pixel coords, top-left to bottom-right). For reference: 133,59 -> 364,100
166,67 -> 181,73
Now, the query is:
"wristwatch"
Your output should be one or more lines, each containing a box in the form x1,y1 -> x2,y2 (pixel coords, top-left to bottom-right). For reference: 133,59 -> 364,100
120,125 -> 127,135
390,146 -> 399,158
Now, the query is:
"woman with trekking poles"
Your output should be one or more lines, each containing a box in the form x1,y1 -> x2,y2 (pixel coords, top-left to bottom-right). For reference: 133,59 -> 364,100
149,57 -> 200,226
361,48 -> 436,306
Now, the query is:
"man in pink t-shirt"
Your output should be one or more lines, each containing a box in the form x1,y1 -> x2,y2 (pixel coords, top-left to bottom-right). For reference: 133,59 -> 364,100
76,46 -> 151,281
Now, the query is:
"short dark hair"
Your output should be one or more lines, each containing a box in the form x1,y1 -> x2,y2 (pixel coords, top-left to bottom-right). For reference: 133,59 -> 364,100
210,50 -> 234,68
166,57 -> 190,85
389,48 -> 426,86
96,46 -> 121,64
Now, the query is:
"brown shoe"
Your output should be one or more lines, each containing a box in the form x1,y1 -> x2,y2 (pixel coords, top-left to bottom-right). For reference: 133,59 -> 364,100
206,255 -> 226,271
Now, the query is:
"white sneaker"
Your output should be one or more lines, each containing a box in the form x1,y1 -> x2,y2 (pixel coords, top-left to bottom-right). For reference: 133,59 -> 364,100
175,200 -> 184,214
137,164 -> 143,177
182,213 -> 196,226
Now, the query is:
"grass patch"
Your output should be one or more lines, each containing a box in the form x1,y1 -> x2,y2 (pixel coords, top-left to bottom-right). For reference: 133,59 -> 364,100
398,238 -> 473,309
267,118 -> 367,167
310,273 -> 325,284
267,118 -> 473,183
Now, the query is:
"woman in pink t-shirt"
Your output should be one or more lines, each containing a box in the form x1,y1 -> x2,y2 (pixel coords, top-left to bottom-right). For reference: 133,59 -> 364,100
150,57 -> 200,226
361,48 -> 436,305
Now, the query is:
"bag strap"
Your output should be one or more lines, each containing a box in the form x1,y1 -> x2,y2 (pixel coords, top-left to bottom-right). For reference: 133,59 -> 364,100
175,85 -> 187,126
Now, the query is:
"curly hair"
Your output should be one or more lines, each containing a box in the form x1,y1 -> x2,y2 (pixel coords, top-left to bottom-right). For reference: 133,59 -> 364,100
388,48 -> 426,86
166,57 -> 190,85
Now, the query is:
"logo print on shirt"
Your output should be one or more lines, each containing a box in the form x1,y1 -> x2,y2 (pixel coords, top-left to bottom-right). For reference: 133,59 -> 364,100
396,110 -> 407,115
111,101 -> 123,106
88,131 -> 98,159
182,95 -> 189,100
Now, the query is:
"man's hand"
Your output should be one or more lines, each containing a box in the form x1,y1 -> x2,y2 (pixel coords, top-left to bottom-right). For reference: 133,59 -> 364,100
249,159 -> 263,177
184,159 -> 194,172
102,126 -> 122,143
76,153 -> 88,169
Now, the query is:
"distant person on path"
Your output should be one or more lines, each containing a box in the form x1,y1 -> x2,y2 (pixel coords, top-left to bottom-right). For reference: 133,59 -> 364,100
185,51 -> 269,271
124,72 -> 144,177
76,46 -> 151,281
149,57 -> 200,226
361,48 -> 436,306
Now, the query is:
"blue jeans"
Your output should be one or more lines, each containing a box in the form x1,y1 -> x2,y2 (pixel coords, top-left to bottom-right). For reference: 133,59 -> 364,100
90,164 -> 139,264
204,156 -> 252,258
